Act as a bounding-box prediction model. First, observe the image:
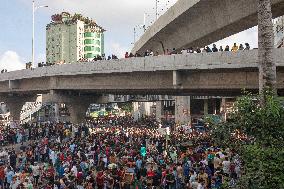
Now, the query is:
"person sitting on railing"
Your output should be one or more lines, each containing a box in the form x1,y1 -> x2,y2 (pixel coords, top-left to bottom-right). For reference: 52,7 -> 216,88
219,46 -> 224,52
125,52 -> 129,58
97,55 -> 102,61
144,50 -> 150,57
212,44 -> 218,52
239,44 -> 244,50
244,43 -> 250,50
135,52 -> 142,57
112,55 -> 118,59
224,45 -> 230,51
171,48 -> 177,55
188,47 -> 194,53
231,43 -> 239,52
165,49 -> 171,55
206,46 -> 212,53
181,48 -> 187,55
102,54 -> 106,60
196,47 -> 201,53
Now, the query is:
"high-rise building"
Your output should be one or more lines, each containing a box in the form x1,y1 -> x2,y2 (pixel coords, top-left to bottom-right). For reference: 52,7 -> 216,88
46,12 -> 105,64
274,16 -> 284,48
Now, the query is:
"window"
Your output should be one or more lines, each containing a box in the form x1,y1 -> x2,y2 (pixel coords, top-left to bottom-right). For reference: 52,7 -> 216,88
84,39 -> 95,45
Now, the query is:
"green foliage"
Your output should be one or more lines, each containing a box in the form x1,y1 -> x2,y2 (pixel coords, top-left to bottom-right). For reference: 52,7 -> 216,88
118,102 -> 133,113
209,93 -> 284,188
238,144 -> 284,189
232,93 -> 284,147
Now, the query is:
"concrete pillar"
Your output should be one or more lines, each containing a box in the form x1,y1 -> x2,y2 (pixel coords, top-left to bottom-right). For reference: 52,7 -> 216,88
204,99 -> 209,115
54,103 -> 60,122
66,101 -> 90,124
140,102 -> 154,116
5,100 -> 25,121
175,96 -> 191,125
132,102 -> 140,121
221,98 -> 227,121
133,102 -> 154,121
212,99 -> 217,114
155,101 -> 164,122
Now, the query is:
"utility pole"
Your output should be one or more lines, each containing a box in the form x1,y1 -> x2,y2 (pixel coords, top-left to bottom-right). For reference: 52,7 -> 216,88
156,0 -> 158,20
133,27 -> 136,44
32,0 -> 48,68
143,13 -> 147,32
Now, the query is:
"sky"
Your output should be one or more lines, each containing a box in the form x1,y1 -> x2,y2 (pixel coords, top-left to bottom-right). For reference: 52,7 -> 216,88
0,0 -> 258,71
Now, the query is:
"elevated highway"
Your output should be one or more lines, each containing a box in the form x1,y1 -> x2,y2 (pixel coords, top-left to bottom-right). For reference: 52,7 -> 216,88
132,0 -> 284,54
0,49 -> 284,97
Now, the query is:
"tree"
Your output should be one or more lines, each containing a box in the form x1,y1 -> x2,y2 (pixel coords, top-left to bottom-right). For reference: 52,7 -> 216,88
210,94 -> 284,188
258,0 -> 277,100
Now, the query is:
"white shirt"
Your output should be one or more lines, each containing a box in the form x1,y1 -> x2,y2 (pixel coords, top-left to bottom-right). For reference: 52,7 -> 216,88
71,166 -> 78,176
222,160 -> 231,174
32,165 -> 40,176
181,50 -> 187,55
197,183 -> 205,189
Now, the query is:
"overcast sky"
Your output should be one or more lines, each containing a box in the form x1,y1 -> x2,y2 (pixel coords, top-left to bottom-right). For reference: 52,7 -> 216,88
0,0 -> 258,71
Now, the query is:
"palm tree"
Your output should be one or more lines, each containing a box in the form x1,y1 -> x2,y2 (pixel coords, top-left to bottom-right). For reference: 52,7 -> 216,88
258,0 -> 277,99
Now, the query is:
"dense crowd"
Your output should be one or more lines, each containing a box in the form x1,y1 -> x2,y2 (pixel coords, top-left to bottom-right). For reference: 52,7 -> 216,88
0,116 -> 241,189
124,43 -> 251,58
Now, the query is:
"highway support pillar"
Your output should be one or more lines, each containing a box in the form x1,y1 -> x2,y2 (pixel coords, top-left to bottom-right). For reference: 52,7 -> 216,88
175,96 -> 191,125
65,101 -> 91,124
204,99 -> 209,115
155,101 -> 164,122
221,98 -> 227,121
5,100 -> 25,121
132,102 -> 140,122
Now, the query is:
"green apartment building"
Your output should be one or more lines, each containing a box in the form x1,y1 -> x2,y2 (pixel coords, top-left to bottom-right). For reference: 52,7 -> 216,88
46,12 -> 105,64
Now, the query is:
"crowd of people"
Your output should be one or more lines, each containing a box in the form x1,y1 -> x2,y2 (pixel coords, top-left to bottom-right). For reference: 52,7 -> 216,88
124,43 -> 251,59
14,42 -> 252,72
0,115 -> 241,189
0,70 -> 7,74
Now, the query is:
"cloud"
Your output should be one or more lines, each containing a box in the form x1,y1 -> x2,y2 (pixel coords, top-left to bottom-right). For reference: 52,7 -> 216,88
17,0 -> 260,57
0,51 -> 25,72
211,26 -> 258,49
20,0 -> 178,55
110,43 -> 128,58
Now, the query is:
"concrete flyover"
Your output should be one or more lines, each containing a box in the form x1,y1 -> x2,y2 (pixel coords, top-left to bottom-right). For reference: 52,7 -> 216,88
132,0 -> 284,54
0,48 -> 284,97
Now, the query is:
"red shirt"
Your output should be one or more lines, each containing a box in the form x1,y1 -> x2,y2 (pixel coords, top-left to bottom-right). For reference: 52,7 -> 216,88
96,172 -> 105,186
46,167 -> 55,178
147,170 -> 155,177
77,171 -> 83,180
59,153 -> 65,161
0,167 -> 5,180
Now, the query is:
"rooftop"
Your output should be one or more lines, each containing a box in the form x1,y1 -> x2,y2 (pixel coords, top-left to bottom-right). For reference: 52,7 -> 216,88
46,12 -> 106,33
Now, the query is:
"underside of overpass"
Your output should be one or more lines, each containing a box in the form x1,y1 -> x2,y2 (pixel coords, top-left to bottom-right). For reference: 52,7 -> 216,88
1,68 -> 284,97
132,0 -> 284,54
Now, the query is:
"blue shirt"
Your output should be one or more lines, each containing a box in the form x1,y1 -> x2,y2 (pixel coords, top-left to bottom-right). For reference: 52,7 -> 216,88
136,159 -> 142,169
6,171 -> 14,184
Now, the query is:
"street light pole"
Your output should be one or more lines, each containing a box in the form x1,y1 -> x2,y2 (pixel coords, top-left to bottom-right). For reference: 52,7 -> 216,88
133,27 -> 136,44
156,0 -> 158,20
32,0 -> 35,68
32,0 -> 48,68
